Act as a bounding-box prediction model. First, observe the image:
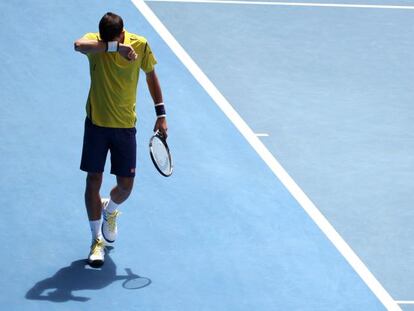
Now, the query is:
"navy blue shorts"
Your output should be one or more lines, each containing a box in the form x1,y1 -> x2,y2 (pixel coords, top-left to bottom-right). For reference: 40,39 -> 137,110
80,118 -> 136,177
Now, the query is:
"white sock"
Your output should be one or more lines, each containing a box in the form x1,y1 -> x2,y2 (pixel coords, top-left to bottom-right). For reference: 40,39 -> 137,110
106,199 -> 119,213
89,219 -> 102,240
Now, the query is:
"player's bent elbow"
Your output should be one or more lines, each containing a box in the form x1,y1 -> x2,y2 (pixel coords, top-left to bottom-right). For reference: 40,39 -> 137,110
74,40 -> 82,52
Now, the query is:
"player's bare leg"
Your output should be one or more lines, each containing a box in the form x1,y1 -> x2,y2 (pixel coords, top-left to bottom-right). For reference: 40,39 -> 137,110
85,172 -> 103,220
111,176 -> 134,204
85,172 -> 105,267
102,176 -> 134,243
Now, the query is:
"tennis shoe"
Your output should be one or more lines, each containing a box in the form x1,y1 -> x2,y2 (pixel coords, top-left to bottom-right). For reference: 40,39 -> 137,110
88,238 -> 105,268
101,198 -> 120,243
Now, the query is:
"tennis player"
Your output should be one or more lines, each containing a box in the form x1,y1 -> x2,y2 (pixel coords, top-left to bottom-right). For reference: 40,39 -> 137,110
74,12 -> 168,267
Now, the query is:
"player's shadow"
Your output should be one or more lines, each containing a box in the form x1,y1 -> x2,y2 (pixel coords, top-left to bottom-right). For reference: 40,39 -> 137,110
25,247 -> 151,302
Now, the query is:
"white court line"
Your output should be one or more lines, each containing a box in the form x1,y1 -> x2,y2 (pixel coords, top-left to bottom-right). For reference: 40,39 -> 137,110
145,0 -> 414,10
256,133 -> 270,137
131,0 -> 401,310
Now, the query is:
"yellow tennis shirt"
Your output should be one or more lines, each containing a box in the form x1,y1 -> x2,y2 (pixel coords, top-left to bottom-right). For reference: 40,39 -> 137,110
83,30 -> 157,128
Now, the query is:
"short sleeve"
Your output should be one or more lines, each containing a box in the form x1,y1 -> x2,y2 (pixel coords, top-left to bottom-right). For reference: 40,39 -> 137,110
83,32 -> 99,40
141,42 -> 157,73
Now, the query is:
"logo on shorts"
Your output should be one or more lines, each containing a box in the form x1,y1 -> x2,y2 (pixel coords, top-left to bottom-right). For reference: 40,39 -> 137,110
130,168 -> 136,173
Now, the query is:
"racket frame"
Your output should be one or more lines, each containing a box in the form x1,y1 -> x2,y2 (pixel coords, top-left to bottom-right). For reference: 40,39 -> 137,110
149,131 -> 173,177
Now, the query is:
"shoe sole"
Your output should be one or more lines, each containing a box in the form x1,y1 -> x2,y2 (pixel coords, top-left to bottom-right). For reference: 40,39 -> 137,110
88,259 -> 104,268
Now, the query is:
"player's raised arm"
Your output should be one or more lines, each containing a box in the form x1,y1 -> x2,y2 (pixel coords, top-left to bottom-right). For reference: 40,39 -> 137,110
74,37 -> 137,60
74,38 -> 106,54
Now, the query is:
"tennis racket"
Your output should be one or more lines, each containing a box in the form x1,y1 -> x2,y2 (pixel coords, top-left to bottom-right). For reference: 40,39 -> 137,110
149,130 -> 173,177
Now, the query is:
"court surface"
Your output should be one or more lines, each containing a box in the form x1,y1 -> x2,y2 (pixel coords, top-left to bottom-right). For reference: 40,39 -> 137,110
0,0 -> 413,310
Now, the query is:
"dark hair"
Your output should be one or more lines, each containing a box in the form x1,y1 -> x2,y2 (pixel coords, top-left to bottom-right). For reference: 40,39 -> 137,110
99,12 -> 124,42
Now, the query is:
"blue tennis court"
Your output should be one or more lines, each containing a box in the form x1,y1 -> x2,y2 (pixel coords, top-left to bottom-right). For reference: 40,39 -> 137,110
1,0 -> 412,310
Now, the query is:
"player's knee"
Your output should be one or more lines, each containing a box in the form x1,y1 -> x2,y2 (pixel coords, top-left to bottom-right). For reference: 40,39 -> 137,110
117,177 -> 134,196
119,182 -> 133,195
86,173 -> 103,191
117,185 -> 133,199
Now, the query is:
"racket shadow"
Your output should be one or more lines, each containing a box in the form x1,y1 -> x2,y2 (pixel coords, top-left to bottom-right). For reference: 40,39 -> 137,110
25,248 -> 151,302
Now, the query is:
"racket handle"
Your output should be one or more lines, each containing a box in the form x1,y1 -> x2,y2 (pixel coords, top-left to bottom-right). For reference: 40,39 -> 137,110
154,130 -> 165,139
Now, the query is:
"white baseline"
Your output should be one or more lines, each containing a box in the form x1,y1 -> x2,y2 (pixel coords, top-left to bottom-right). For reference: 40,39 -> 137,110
144,0 -> 414,10
131,0 -> 401,310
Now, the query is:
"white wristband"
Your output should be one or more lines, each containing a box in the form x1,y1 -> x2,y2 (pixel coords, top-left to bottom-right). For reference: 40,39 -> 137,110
107,41 -> 118,52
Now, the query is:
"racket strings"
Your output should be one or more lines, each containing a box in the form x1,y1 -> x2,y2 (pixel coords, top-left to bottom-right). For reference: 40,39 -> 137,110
151,136 -> 172,174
